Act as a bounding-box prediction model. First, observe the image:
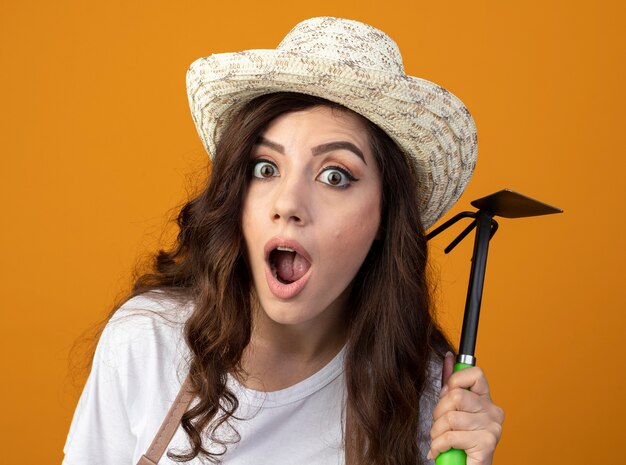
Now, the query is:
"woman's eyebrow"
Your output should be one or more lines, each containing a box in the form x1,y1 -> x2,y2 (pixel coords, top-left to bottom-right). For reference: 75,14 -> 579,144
311,141 -> 366,165
256,137 -> 366,165
256,136 -> 285,154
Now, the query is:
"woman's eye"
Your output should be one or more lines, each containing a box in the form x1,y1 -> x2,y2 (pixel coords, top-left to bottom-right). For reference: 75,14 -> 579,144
252,160 -> 279,179
317,166 -> 357,187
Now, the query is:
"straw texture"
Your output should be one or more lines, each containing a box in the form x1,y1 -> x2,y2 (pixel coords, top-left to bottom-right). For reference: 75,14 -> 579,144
186,17 -> 478,228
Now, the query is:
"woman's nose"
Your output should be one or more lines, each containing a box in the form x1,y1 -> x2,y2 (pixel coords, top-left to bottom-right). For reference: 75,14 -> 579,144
270,175 -> 310,225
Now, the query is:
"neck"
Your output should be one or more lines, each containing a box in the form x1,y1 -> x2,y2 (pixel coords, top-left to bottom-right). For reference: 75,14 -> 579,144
239,295 -> 348,391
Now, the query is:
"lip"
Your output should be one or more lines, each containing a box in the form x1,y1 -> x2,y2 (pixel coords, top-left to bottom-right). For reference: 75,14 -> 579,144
263,237 -> 313,300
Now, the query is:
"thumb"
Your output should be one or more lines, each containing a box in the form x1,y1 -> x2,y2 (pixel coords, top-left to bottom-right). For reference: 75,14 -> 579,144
440,351 -> 455,397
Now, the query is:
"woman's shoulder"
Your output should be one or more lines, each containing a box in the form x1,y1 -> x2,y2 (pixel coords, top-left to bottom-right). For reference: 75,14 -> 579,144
110,289 -> 194,323
425,354 -> 444,397
417,353 -> 444,463
420,353 -> 443,418
63,292 -> 194,462
105,290 -> 193,337
96,290 -> 194,376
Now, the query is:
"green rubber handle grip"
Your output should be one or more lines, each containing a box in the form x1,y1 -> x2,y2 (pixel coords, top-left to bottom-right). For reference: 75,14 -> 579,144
434,362 -> 473,465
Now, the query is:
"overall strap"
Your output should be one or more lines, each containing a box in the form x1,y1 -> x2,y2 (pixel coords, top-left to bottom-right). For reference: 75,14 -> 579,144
136,375 -> 195,465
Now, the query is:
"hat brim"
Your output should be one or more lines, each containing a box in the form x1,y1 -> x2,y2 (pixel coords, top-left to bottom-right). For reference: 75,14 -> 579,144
186,49 -> 477,229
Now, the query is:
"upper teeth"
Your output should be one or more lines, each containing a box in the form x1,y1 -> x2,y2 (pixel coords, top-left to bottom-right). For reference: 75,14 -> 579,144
276,246 -> 295,252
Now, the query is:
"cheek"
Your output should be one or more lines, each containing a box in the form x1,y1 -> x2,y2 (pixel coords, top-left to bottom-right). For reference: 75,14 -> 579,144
241,194 -> 260,250
333,212 -> 379,240
328,199 -> 381,261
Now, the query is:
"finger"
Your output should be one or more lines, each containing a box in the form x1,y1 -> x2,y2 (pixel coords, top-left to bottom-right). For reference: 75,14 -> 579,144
430,410 -> 497,439
445,366 -> 492,398
432,387 -> 489,421
440,351 -> 455,397
429,429 -> 500,465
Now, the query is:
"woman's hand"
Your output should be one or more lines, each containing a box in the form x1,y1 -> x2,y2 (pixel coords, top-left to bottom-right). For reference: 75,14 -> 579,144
426,352 -> 505,465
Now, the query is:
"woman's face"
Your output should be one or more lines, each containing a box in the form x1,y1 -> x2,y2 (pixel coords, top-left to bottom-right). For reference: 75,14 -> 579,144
242,105 -> 382,331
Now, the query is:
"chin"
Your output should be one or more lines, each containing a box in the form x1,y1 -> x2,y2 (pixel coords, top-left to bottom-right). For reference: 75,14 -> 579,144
258,297 -> 322,327
255,283 -> 351,331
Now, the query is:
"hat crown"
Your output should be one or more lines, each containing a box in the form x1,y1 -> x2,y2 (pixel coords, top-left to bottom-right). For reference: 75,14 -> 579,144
277,17 -> 405,75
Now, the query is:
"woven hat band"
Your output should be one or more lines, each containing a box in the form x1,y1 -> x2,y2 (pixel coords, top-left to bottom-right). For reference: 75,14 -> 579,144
277,17 -> 405,74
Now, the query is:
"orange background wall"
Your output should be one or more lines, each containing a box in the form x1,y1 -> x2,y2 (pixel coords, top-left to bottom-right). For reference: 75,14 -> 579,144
1,1 -> 624,463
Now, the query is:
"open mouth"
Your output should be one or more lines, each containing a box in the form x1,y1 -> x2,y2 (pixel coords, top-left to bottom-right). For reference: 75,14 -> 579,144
268,246 -> 311,285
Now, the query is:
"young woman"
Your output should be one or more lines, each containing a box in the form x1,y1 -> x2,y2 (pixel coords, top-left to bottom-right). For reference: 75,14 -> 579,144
63,17 -> 504,465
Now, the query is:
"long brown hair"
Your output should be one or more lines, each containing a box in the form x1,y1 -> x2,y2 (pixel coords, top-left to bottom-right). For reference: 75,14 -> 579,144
114,92 -> 454,464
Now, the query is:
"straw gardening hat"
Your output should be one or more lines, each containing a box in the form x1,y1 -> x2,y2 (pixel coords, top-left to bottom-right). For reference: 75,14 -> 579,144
186,16 -> 477,229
